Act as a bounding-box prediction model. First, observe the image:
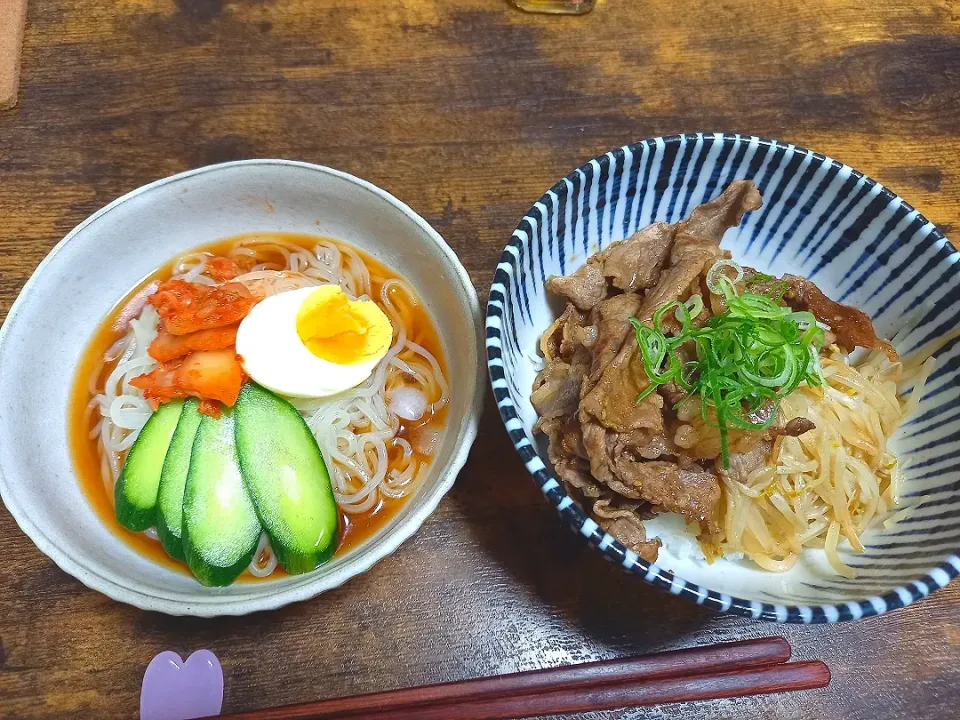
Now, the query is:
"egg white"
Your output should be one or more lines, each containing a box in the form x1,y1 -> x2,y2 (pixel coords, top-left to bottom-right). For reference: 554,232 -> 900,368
236,286 -> 386,399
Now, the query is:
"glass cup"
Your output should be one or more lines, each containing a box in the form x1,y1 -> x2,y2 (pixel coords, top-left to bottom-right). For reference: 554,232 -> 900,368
511,0 -> 596,15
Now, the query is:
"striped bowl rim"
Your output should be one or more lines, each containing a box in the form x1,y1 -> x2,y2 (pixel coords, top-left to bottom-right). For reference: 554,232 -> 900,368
485,133 -> 960,623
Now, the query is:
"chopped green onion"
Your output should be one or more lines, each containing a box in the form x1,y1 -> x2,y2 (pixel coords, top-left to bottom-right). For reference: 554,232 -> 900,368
744,271 -> 775,285
676,294 -> 704,324
706,259 -> 744,296
631,260 -> 826,468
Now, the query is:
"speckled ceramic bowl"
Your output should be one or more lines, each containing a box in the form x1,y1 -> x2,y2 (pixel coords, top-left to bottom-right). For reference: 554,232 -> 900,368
0,160 -> 484,616
487,134 -> 960,623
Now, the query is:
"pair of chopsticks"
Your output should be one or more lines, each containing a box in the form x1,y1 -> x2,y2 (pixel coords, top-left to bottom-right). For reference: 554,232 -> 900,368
217,637 -> 829,720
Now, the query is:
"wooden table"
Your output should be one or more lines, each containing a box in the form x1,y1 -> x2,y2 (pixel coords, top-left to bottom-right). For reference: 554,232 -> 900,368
1,1 -> 958,717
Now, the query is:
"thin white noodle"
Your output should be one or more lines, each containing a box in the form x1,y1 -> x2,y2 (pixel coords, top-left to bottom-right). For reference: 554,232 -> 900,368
86,238 -> 448,576
248,532 -> 279,577
884,496 -> 929,528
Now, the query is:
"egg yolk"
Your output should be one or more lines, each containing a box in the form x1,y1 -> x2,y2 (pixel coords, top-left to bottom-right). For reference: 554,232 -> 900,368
295,285 -> 392,365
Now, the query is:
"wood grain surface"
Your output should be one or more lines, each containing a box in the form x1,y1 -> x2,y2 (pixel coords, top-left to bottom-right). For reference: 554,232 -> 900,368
0,0 -> 28,109
1,1 -> 959,718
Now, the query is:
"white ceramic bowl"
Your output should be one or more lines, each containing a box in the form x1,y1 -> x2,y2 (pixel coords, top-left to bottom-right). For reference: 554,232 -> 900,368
0,160 -> 484,616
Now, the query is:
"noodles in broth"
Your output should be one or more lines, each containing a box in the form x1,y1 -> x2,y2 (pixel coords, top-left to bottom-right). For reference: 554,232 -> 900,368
82,234 -> 448,577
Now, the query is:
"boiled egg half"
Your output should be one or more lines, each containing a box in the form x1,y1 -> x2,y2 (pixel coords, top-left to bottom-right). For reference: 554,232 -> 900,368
236,285 -> 393,398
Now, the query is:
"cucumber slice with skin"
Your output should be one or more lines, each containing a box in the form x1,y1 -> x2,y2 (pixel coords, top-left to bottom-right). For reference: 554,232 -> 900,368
115,400 -> 184,532
156,398 -> 204,561
235,382 -> 339,574
182,408 -> 262,587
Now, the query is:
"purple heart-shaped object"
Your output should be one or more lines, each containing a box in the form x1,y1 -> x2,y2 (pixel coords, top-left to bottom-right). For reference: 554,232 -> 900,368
140,650 -> 223,720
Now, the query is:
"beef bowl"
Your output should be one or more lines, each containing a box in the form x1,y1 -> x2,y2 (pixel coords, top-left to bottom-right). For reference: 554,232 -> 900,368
486,134 -> 960,622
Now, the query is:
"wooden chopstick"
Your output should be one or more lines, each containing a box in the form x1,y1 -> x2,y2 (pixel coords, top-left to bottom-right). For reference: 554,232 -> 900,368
218,637 -> 797,720
344,660 -> 831,720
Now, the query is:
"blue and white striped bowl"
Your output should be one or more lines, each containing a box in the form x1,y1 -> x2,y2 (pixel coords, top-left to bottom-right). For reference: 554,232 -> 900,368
486,134 -> 960,623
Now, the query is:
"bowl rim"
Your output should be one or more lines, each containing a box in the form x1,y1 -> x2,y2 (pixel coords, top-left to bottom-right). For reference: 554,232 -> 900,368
485,133 -> 960,623
0,158 -> 486,616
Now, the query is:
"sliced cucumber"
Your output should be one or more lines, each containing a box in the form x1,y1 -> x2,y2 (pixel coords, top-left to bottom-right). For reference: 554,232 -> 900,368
235,382 -> 339,574
115,400 -> 185,532
156,399 -> 204,561
182,408 -> 262,587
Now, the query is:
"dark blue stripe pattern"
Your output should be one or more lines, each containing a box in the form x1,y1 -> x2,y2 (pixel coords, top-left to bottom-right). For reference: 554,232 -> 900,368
485,134 -> 960,624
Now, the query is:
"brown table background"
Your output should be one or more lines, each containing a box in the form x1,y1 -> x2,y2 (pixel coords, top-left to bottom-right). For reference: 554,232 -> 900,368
1,1 -> 959,718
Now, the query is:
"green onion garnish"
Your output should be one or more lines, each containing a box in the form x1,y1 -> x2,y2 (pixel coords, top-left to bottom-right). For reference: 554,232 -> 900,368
629,261 -> 826,468
744,271 -> 774,285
